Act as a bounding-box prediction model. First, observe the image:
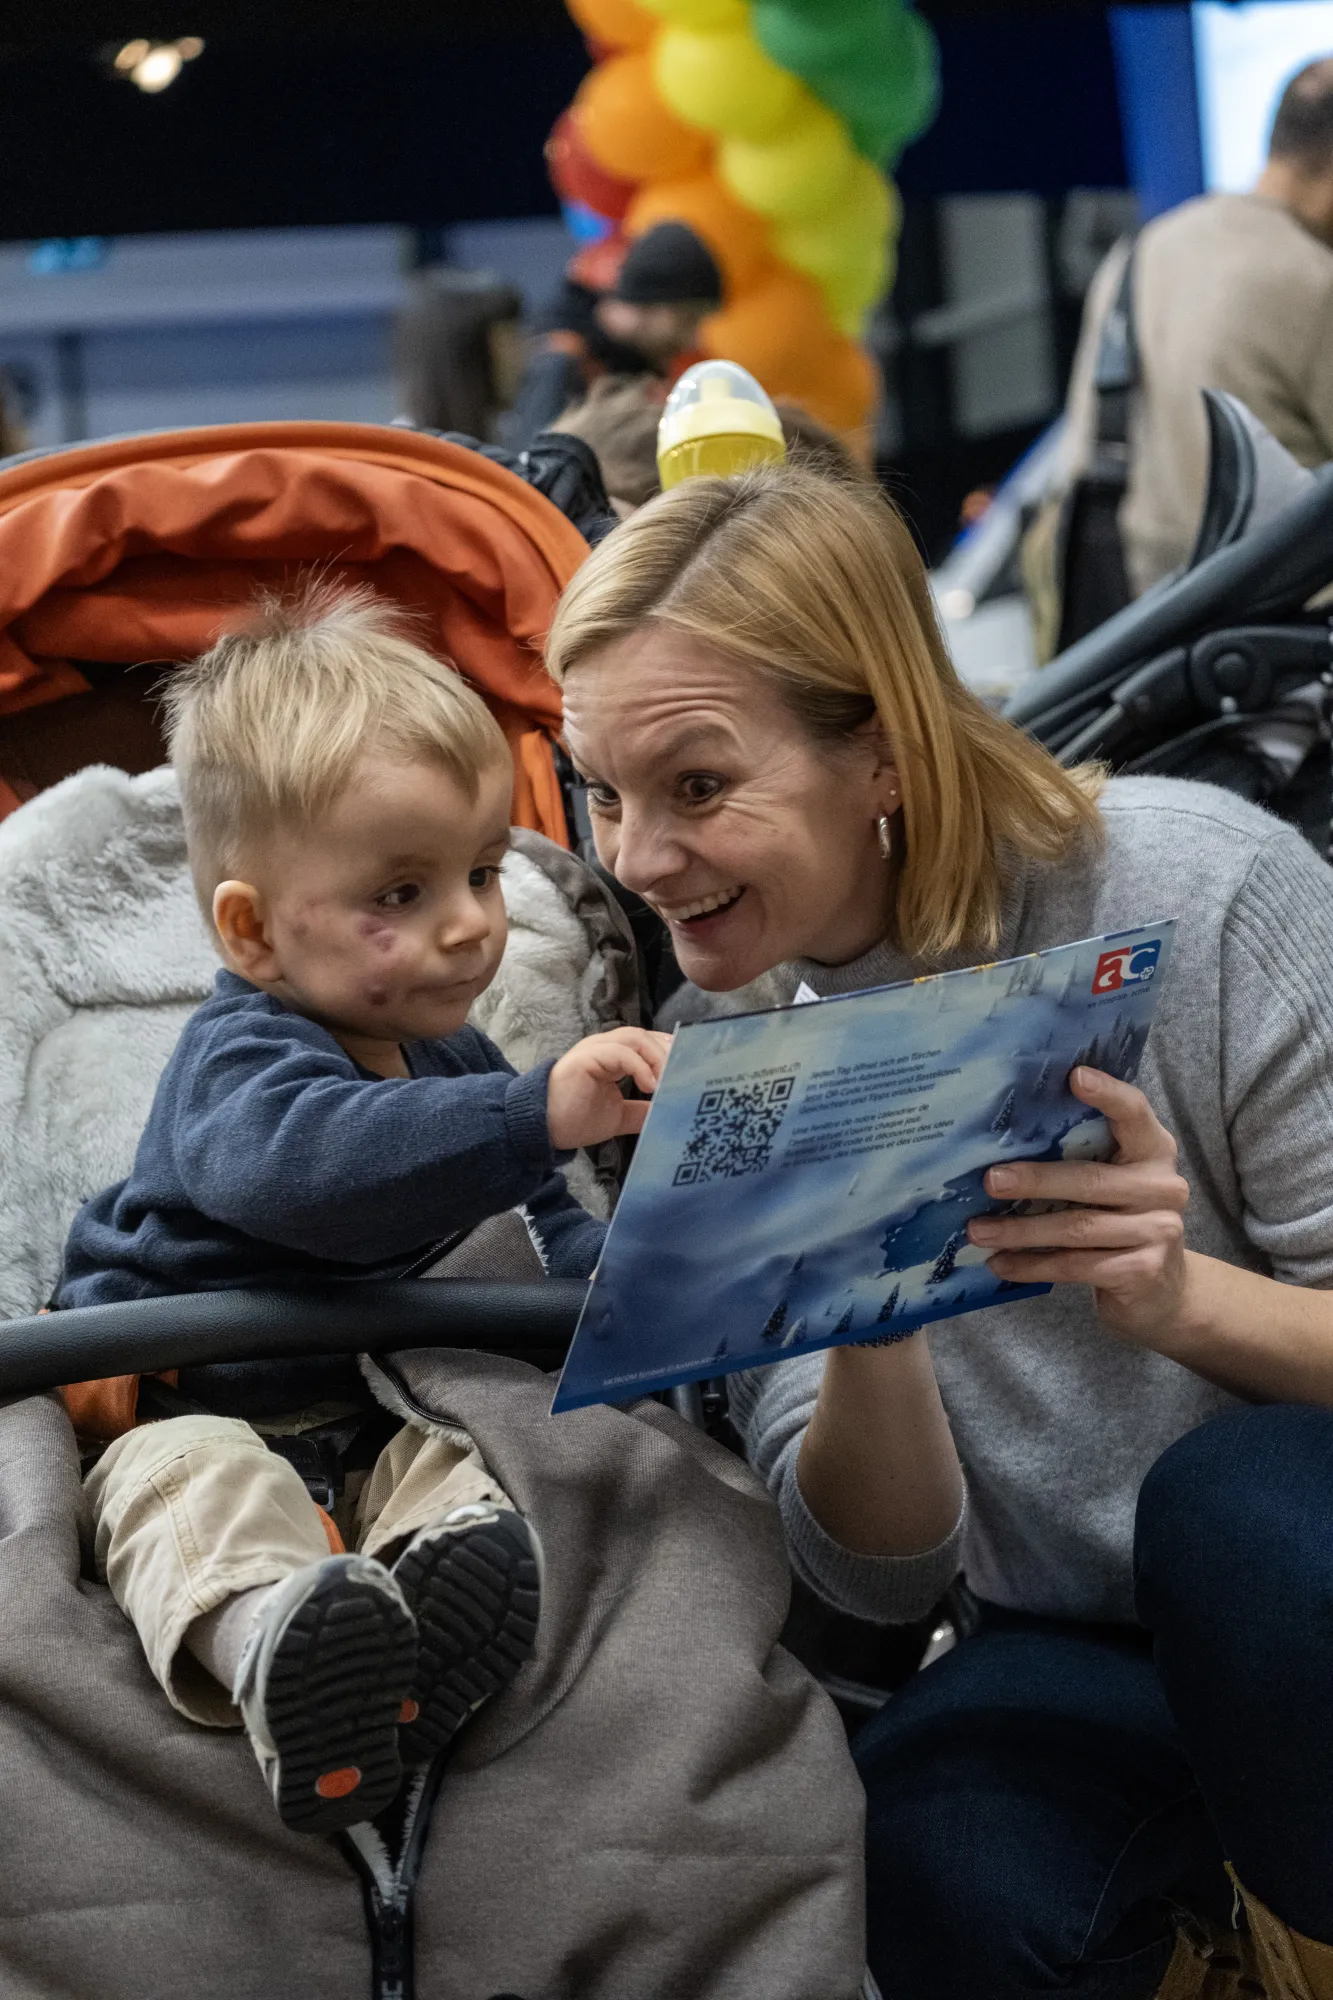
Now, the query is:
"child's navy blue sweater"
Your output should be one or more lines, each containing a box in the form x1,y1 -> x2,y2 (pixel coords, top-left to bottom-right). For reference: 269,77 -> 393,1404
58,970 -> 606,1307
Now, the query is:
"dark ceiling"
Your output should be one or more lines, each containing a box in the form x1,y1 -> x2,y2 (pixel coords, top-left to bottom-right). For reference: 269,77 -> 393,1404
0,1 -> 1130,241
0,0 -> 1154,55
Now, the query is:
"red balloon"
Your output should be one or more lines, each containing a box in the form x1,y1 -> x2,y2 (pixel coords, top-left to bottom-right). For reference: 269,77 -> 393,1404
568,232 -> 630,293
545,108 -> 636,224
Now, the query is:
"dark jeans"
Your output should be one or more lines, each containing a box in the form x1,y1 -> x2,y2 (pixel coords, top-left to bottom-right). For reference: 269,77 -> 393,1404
854,1405 -> 1333,1999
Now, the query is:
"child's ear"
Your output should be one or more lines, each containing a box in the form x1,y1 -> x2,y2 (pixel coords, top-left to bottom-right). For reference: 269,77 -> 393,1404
213,881 -> 278,982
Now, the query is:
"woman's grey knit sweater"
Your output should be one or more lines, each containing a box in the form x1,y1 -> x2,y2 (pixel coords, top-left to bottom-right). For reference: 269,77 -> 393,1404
726,777 -> 1333,1626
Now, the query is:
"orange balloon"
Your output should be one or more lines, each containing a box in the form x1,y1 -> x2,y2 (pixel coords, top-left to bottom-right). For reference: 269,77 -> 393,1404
574,53 -> 711,183
774,336 -> 879,435
565,0 -> 656,50
701,267 -> 836,390
626,173 -> 772,295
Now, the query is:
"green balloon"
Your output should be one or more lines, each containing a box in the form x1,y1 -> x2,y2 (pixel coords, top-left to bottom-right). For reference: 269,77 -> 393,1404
758,0 -> 878,18
836,15 -> 939,157
752,0 -> 939,165
754,0 -> 869,65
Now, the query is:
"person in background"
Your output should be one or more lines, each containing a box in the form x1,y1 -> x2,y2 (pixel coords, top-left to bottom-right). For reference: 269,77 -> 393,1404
549,375 -> 667,516
509,222 -> 722,447
393,273 -> 622,546
394,269 -> 525,441
772,402 -> 872,484
0,370 -> 25,460
550,381 -> 865,521
1036,56 -> 1333,653
1080,57 -> 1333,590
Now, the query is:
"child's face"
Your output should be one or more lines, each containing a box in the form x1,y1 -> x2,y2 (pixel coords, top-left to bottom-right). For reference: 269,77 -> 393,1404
216,752 -> 512,1054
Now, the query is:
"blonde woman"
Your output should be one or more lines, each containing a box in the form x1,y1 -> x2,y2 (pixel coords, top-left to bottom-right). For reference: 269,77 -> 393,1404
545,463 -> 1333,2000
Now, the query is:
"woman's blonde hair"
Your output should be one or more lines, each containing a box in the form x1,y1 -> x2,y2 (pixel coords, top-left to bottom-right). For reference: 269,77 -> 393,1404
163,578 -> 509,917
546,464 -> 1103,962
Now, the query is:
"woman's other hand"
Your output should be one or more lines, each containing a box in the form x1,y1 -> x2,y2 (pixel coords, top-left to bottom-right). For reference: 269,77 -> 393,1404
547,1026 -> 673,1150
967,1068 -> 1190,1348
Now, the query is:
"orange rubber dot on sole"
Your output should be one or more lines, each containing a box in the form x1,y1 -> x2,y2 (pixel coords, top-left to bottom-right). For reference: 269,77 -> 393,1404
398,1699 -> 420,1724
315,1766 -> 362,1800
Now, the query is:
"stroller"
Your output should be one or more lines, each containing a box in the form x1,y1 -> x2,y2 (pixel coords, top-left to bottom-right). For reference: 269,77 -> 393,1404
1005,390 -> 1333,851
0,424 -> 869,2000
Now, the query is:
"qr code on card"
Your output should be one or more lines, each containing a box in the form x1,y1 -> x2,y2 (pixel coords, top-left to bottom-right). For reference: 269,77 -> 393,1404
672,1076 -> 796,1186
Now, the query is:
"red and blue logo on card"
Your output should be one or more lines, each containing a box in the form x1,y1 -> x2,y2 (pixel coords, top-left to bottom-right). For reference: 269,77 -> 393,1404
1092,939 -> 1161,994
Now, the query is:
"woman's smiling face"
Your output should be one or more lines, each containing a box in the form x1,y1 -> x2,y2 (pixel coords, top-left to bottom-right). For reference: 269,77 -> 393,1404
561,624 -> 899,991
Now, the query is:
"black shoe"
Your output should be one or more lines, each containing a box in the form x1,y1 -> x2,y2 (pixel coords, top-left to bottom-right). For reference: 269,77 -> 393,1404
234,1554 -> 416,1834
391,1505 -> 541,1766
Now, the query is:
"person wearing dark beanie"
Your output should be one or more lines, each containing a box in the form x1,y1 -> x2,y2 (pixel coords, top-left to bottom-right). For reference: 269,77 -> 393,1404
612,221 -> 723,307
510,223 -> 722,446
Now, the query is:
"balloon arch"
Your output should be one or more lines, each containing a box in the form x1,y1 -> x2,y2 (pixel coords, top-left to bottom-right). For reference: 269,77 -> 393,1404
546,0 -> 938,440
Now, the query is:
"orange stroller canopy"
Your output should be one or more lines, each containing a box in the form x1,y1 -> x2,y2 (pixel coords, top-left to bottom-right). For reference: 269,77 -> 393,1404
0,422 -> 591,841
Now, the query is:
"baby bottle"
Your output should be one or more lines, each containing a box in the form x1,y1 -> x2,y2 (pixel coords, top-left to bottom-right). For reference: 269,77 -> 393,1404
656,359 -> 786,490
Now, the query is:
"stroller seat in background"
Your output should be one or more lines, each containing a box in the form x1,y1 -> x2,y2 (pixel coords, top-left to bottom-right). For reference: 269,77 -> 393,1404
0,423 -> 872,2000
1006,390 -> 1333,853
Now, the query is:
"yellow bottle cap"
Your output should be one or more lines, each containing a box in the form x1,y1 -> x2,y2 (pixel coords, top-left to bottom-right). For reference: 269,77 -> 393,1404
657,360 -> 786,489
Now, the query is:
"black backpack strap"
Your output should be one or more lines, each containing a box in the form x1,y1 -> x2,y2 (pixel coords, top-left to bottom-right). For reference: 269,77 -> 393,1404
1051,238 -> 1139,653
1090,238 -> 1139,481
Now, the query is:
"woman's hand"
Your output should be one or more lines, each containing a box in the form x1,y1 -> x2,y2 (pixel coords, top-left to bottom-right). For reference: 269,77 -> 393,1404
966,1067 -> 1190,1349
546,1026 -> 673,1150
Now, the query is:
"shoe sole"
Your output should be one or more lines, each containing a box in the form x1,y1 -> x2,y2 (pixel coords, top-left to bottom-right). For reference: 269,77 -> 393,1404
394,1512 -> 540,1766
261,1570 -> 416,1835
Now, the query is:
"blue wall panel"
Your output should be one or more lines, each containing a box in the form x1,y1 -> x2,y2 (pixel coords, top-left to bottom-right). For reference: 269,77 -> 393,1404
1108,5 -> 1206,219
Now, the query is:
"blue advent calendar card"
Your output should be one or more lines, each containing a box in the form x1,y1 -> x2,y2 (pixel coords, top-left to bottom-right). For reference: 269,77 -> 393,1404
552,923 -> 1174,1413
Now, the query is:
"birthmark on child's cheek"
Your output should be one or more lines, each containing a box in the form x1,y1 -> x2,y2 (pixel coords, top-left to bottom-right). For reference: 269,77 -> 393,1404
355,914 -> 397,954
366,985 -> 389,1008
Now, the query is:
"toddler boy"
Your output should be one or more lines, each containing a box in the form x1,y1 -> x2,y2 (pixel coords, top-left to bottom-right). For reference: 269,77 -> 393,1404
58,583 -> 668,1833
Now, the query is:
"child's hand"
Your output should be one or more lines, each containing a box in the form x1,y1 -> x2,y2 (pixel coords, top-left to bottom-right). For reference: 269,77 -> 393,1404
547,1027 -> 673,1150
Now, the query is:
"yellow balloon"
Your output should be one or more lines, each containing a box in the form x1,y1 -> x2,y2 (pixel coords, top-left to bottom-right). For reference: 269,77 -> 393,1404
654,26 -> 802,142
719,102 -> 858,224
775,162 -> 897,282
822,242 -> 892,323
635,0 -> 747,27
839,158 -> 898,242
778,222 -> 878,290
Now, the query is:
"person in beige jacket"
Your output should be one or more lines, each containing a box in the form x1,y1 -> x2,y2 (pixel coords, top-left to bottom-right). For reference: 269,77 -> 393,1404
1064,56 -> 1333,599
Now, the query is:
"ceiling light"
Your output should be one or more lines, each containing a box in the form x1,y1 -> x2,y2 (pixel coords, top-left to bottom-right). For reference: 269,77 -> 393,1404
109,36 -> 205,93
132,44 -> 183,91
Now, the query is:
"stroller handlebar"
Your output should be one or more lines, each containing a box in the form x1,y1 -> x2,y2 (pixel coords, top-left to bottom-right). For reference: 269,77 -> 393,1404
1006,464 -> 1333,733
0,1280 -> 589,1400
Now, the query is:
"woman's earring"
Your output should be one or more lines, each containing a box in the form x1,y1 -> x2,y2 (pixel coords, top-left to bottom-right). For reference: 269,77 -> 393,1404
876,812 -> 893,862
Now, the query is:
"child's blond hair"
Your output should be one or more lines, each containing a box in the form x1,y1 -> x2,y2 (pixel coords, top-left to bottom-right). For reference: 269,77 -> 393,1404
163,579 -> 510,917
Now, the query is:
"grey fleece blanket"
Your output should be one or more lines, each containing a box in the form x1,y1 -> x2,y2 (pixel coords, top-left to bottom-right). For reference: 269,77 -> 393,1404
0,1350 -> 866,1999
